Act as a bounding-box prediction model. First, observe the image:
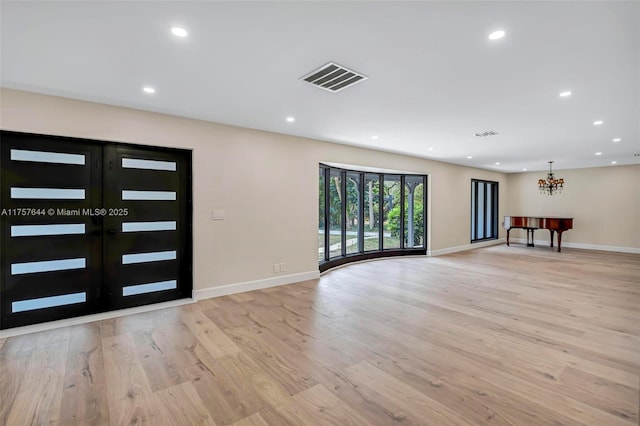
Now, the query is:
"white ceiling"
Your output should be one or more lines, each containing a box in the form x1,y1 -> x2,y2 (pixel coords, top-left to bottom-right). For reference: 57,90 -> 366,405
1,1 -> 639,173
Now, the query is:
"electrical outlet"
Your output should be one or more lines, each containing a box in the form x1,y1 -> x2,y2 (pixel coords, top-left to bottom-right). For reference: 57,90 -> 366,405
280,263 -> 285,272
273,263 -> 280,273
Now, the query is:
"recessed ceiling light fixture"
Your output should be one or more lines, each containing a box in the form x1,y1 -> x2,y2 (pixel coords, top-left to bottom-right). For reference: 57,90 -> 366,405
171,27 -> 188,37
467,155 -> 473,159
595,152 -> 602,156
593,120 -> 604,126
559,91 -> 572,97
371,135 -> 379,140
495,162 -> 501,165
488,30 -> 505,40
612,138 -> 621,142
522,168 -> 528,171
143,86 -> 155,94
611,161 -> 617,164
286,116 -> 295,123
428,147 -> 434,151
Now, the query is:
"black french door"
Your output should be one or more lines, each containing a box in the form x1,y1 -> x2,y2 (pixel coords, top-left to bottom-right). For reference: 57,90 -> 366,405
0,134 -> 103,328
0,131 -> 192,329
102,145 -> 191,310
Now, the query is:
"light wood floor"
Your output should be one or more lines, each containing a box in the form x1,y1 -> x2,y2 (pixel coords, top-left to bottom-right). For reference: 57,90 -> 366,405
1,245 -> 639,425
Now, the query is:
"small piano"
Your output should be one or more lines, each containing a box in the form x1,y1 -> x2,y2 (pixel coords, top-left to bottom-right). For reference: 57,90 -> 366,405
504,216 -> 573,252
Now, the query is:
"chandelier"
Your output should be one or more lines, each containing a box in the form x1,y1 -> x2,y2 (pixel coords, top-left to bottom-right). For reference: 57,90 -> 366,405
538,161 -> 564,195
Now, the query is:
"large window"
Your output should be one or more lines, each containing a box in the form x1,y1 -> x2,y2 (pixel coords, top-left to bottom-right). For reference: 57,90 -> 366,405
404,176 -> 425,248
471,179 -> 498,242
328,168 -> 343,258
318,168 -> 325,261
383,175 -> 401,250
319,165 -> 427,271
364,173 -> 380,251
346,172 -> 362,255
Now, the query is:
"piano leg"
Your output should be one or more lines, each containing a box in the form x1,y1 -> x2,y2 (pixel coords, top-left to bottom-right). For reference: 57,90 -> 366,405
548,230 -> 555,248
557,231 -> 564,252
527,228 -> 535,247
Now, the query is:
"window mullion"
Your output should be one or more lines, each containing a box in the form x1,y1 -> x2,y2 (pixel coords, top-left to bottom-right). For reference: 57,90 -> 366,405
400,175 -> 405,249
359,172 -> 365,253
341,170 -> 347,257
324,167 -> 330,262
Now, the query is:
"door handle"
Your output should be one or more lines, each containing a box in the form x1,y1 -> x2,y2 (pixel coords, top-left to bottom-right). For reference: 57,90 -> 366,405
107,229 -> 118,236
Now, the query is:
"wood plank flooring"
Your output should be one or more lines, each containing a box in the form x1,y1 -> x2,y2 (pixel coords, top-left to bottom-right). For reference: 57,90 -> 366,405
1,245 -> 638,425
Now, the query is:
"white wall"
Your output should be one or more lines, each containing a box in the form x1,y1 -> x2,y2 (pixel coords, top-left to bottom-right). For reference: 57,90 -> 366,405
0,88 -> 508,293
506,165 -> 640,251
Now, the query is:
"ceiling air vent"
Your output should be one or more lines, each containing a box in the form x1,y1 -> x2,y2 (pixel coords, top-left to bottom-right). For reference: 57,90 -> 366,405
474,131 -> 499,137
301,62 -> 367,92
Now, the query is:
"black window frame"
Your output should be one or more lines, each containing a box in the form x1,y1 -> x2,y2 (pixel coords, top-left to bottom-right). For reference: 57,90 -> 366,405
319,164 -> 427,272
471,179 -> 499,243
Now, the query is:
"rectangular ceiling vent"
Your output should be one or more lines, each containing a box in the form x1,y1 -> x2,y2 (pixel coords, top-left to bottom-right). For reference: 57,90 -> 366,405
301,62 -> 367,92
474,131 -> 499,137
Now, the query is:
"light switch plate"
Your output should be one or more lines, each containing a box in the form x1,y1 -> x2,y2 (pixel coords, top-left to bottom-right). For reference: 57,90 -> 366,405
212,210 -> 225,220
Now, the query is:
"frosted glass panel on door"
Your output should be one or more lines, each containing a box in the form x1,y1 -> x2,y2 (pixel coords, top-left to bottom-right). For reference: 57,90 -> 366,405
123,280 -> 177,296
11,258 -> 87,275
11,223 -> 86,237
121,221 -> 176,232
11,149 -> 85,165
12,292 -> 87,313
122,190 -> 176,201
122,158 -> 176,171
122,250 -> 177,264
11,188 -> 85,199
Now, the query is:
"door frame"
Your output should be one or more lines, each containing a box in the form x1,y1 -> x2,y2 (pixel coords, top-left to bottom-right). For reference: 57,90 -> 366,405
0,130 -> 193,329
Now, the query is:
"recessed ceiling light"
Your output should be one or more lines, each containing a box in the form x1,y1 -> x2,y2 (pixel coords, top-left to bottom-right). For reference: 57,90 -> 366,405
593,120 -> 604,126
559,91 -> 572,97
612,138 -> 621,142
611,161 -> 617,164
522,168 -> 528,171
495,162 -> 500,165
467,155 -> 473,159
488,30 -> 505,40
143,87 -> 155,94
171,27 -> 188,37
286,116 -> 295,123
595,152 -> 602,156
372,135 -> 379,140
428,147 -> 434,151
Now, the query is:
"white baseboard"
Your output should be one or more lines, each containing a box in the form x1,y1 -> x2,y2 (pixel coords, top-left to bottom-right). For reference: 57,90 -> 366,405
319,254 -> 428,275
428,238 -> 506,256
510,238 -> 640,254
0,298 -> 195,339
193,270 -> 320,300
